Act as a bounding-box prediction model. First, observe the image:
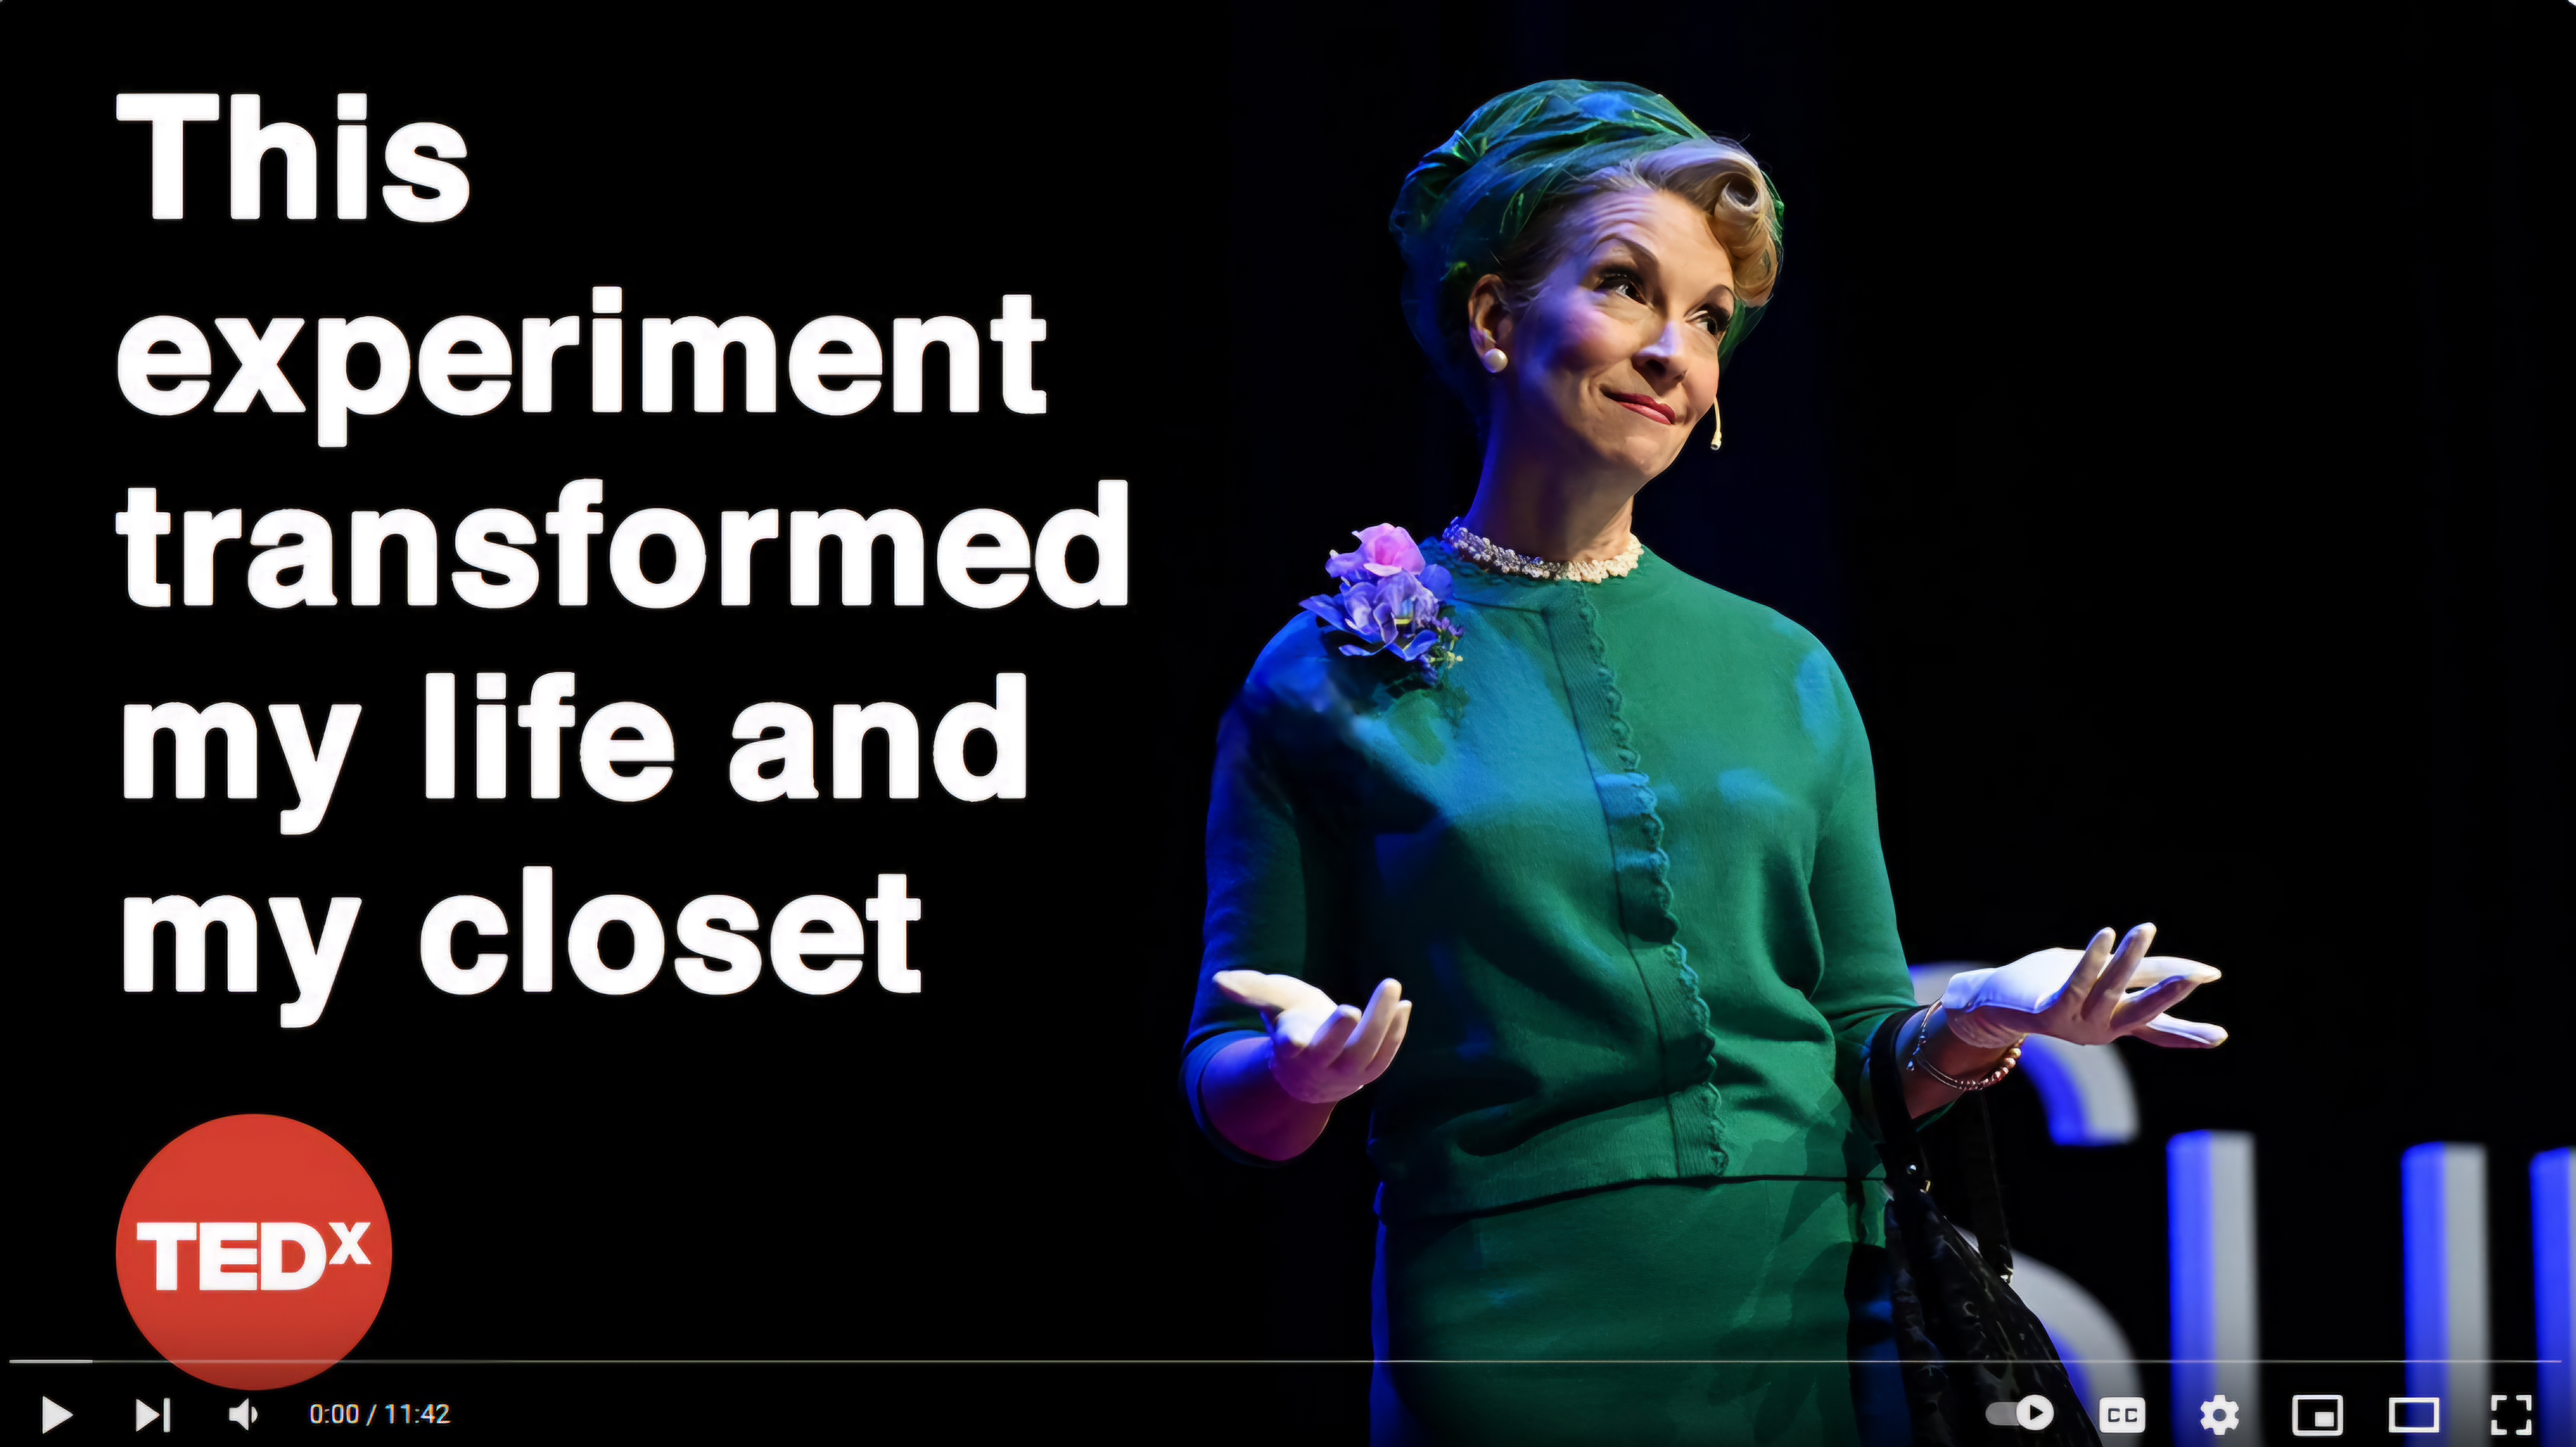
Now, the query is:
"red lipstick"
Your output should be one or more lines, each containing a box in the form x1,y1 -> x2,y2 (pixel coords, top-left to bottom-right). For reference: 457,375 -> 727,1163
1605,390 -> 1676,425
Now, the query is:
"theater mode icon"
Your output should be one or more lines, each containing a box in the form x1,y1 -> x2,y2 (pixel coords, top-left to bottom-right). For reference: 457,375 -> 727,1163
2290,1394 -> 2343,1436
2389,1396 -> 2441,1434
2096,1395 -> 2147,1433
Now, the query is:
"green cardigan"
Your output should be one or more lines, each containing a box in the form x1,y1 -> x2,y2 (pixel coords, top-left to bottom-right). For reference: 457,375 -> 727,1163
1184,542 -> 1918,1222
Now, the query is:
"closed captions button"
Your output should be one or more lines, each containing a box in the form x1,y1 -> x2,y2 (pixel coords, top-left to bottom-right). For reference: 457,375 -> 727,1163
2097,1395 -> 2147,1433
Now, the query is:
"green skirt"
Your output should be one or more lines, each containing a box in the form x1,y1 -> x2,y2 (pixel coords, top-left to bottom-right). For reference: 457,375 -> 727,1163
1372,1177 -> 1907,1446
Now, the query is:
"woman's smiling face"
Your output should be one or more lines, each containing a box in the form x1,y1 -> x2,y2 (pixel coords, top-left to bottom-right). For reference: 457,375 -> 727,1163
1478,187 -> 1736,486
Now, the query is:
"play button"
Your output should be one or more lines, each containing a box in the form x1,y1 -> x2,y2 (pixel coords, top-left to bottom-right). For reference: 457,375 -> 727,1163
42,1398 -> 72,1433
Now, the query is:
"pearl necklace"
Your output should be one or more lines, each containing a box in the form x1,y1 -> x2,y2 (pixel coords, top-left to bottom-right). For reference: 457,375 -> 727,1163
1440,519 -> 1643,584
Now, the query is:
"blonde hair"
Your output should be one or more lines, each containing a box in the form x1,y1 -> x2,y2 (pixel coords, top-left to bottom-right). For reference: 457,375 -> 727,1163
1493,139 -> 1781,311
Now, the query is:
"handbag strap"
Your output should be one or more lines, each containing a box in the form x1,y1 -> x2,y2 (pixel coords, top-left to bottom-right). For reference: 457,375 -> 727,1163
1957,1091 -> 2016,1280
1866,1008 -> 2017,1281
1867,1010 -> 1933,1189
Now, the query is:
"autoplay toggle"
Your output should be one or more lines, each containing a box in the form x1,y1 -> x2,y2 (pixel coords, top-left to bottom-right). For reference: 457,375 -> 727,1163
1983,1395 -> 2057,1430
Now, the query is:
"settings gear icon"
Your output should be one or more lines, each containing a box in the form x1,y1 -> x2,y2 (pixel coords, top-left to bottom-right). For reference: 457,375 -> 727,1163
2198,1394 -> 2242,1435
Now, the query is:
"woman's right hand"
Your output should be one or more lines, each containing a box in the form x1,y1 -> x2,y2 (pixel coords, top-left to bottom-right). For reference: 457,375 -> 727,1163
1213,971 -> 1413,1104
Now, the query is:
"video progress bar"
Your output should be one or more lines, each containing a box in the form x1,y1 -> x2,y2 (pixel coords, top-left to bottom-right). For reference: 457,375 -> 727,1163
13,1357 -> 2567,1368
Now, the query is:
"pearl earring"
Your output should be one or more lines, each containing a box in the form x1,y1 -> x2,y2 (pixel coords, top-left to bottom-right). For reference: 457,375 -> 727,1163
1480,347 -> 1507,374
1708,399 -> 1723,451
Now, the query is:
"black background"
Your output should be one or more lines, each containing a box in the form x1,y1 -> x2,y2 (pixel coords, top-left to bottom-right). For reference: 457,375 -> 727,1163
7,2 -> 2567,1442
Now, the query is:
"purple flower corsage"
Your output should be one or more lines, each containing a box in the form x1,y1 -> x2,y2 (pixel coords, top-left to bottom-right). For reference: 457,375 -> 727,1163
1299,524 -> 1465,683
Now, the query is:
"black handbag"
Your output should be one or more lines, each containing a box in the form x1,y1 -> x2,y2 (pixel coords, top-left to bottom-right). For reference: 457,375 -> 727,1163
1866,1011 -> 2101,1445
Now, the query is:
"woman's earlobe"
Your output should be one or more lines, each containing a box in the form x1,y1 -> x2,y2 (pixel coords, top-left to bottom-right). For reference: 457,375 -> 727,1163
1464,278 -> 1510,365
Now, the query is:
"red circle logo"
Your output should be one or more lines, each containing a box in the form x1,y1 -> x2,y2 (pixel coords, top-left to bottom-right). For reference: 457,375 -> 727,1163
116,1115 -> 393,1389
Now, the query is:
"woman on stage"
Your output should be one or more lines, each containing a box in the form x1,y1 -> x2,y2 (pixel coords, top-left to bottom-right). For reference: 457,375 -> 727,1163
1181,80 -> 2228,1445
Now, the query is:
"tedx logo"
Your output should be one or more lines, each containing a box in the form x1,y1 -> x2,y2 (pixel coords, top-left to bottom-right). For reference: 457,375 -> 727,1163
116,1114 -> 393,1389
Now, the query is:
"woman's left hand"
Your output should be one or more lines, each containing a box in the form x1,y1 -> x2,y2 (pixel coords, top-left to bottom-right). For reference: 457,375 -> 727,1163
1939,923 -> 2227,1050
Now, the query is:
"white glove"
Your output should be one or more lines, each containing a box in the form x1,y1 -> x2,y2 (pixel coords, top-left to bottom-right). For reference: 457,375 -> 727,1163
1212,971 -> 1412,1105
1940,924 -> 2227,1050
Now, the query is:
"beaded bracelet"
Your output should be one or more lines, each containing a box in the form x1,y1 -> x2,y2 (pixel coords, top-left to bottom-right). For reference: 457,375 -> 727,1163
1904,1007 -> 2023,1091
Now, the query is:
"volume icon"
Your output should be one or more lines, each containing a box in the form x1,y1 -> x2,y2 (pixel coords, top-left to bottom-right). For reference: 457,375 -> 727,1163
229,1397 -> 260,1429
